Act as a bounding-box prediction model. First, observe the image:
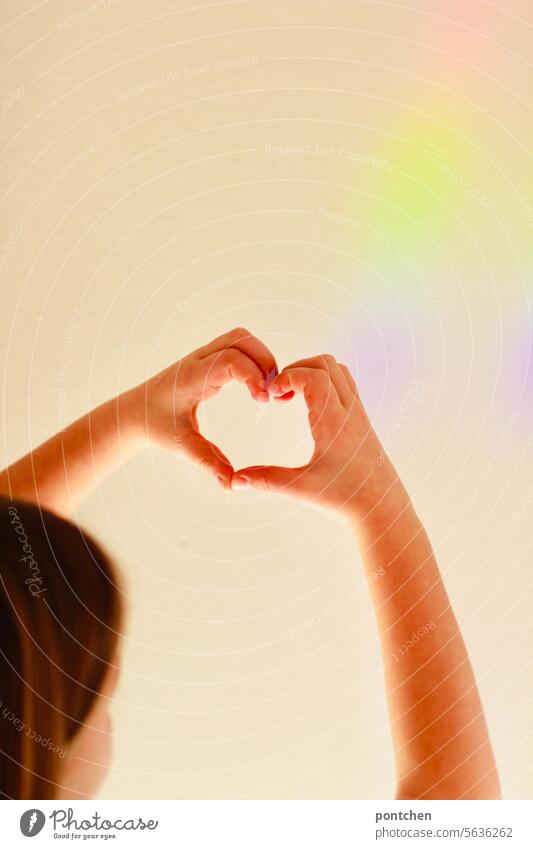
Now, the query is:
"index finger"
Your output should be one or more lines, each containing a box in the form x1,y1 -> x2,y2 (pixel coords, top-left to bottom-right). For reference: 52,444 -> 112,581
274,355 -> 354,407
198,327 -> 278,384
271,366 -> 343,414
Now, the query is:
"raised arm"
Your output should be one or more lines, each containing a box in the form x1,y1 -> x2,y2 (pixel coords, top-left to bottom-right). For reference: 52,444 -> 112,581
233,355 -> 500,800
0,328 -> 277,517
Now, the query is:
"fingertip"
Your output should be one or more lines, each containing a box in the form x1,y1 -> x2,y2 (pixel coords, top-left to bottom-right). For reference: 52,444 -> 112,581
273,390 -> 295,402
215,461 -> 234,490
263,367 -> 278,392
247,379 -> 270,404
218,474 -> 234,491
268,378 -> 289,397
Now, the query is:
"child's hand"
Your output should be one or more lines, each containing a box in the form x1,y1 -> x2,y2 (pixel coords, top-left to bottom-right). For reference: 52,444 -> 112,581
232,355 -> 402,519
127,328 -> 278,488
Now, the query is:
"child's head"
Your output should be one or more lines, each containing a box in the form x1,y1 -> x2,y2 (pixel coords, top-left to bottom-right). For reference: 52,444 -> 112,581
0,497 -> 123,799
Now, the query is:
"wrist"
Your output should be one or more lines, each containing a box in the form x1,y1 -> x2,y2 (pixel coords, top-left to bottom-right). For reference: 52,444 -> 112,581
341,463 -> 412,528
115,386 -> 150,448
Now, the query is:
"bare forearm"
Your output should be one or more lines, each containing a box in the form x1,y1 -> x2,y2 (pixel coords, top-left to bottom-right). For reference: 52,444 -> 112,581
0,329 -> 280,516
0,389 -> 144,517
233,354 -> 501,799
350,483 -> 500,799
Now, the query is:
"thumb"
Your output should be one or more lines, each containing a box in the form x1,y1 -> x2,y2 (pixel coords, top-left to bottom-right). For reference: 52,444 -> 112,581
231,465 -> 301,494
180,432 -> 234,488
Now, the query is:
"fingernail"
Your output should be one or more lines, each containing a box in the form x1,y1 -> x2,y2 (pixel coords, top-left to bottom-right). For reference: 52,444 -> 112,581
273,390 -> 295,402
257,390 -> 269,403
264,369 -> 277,391
232,476 -> 249,489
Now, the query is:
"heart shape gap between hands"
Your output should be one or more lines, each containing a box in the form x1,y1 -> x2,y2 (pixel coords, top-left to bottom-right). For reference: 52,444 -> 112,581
138,329 -> 383,513
198,381 -> 314,475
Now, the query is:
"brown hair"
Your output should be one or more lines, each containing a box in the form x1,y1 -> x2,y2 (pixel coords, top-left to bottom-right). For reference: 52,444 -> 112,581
0,497 -> 123,799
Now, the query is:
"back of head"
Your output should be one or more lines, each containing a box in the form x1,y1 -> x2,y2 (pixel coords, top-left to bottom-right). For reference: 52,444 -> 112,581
0,497 -> 123,799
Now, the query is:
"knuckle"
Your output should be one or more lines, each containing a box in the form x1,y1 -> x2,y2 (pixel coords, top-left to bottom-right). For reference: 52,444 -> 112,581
340,362 -> 356,384
313,371 -> 330,389
322,354 -> 336,368
230,326 -> 250,339
218,348 -> 236,365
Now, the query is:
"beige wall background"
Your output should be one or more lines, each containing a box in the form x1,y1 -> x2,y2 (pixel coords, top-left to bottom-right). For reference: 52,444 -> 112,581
1,0 -> 532,798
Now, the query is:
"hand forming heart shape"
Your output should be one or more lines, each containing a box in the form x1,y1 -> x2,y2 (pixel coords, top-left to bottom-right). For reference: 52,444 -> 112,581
198,378 -> 314,473
129,327 -> 399,520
